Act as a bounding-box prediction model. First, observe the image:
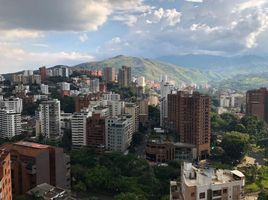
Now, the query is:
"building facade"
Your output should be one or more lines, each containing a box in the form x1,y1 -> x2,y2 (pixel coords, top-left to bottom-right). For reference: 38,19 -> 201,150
167,91 -> 211,158
118,66 -> 131,88
36,99 -> 61,140
2,141 -> 70,195
0,150 -> 12,200
246,88 -> 268,123
103,67 -> 116,82
105,115 -> 134,152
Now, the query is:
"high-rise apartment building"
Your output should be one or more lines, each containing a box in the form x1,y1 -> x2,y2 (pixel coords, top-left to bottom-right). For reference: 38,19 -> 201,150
86,113 -> 106,148
75,94 -> 101,112
0,108 -> 21,139
0,98 -> 23,113
90,78 -> 100,93
71,112 -> 88,147
246,88 -> 268,123
36,99 -> 61,140
105,115 -> 134,152
118,66 -> 131,88
160,78 -> 174,127
40,84 -> 49,95
39,66 -> 47,81
0,150 -> 12,200
2,141 -> 70,195
167,91 -> 211,158
103,67 -> 116,82
170,162 -> 245,200
124,103 -> 139,132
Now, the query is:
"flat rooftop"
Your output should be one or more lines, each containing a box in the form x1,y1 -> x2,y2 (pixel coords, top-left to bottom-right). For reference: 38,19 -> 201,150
15,141 -> 49,149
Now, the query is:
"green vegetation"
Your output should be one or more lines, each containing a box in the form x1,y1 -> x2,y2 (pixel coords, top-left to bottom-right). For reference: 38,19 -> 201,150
221,131 -> 250,163
258,190 -> 268,200
71,149 -> 180,200
239,165 -> 268,193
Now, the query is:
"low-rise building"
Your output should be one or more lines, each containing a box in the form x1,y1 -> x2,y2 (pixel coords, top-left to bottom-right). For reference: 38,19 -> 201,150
170,162 -> 245,200
146,141 -> 196,163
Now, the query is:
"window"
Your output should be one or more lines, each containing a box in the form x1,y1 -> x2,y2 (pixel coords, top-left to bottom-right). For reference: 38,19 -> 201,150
199,192 -> 205,199
213,190 -> 222,197
191,192 -> 195,197
223,188 -> 228,194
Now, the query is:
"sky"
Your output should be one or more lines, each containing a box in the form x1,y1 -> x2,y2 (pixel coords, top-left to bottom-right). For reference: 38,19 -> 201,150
0,0 -> 268,73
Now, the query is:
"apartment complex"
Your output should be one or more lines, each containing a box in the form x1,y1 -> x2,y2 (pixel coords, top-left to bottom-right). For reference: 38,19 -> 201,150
167,91 -> 211,158
2,141 -> 70,195
246,88 -> 268,123
118,66 -> 131,88
36,99 -> 61,140
105,115 -> 134,152
71,112 -> 89,147
0,150 -> 12,200
170,162 -> 245,200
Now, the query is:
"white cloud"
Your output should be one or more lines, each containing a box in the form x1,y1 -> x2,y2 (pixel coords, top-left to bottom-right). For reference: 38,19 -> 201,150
0,0 -> 149,32
0,43 -> 94,74
79,33 -> 89,42
0,29 -> 42,40
99,0 -> 268,57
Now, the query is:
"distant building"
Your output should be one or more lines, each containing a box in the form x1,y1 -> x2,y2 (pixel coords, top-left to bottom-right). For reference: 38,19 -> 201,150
0,108 -> 21,139
105,115 -> 134,152
71,112 -> 89,147
167,91 -> 211,158
27,183 -> 74,200
36,99 -> 61,140
103,92 -> 121,101
2,141 -> 70,195
41,84 -> 49,95
246,88 -> 268,123
0,149 -> 12,200
124,102 -> 139,132
60,82 -> 70,91
86,113 -> 106,148
74,94 -> 101,112
160,78 -> 174,127
170,162 -> 245,200
138,98 -> 149,125
146,141 -> 196,163
103,67 -> 116,82
90,78 -> 99,93
39,66 -> 47,81
0,97 -> 23,113
118,66 -> 131,87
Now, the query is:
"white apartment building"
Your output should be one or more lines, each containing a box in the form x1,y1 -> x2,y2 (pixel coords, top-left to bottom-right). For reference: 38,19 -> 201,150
41,84 -> 49,94
101,100 -> 125,117
71,112 -> 89,147
137,76 -> 146,87
0,107 -> 21,139
90,79 -> 99,93
36,99 -> 61,140
103,92 -> 121,101
124,102 -> 139,132
105,115 -> 134,152
160,77 -> 174,127
0,98 -> 23,113
61,82 -> 70,91
170,162 -> 245,200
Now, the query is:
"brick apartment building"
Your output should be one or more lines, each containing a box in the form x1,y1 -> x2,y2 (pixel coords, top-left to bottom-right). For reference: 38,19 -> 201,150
167,91 -> 211,158
86,113 -> 106,148
246,87 -> 268,123
75,93 -> 101,112
0,150 -> 12,200
2,141 -> 70,195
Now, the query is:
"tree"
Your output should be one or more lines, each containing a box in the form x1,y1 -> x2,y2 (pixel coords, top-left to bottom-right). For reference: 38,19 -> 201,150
221,131 -> 250,162
114,192 -> 147,200
258,190 -> 268,200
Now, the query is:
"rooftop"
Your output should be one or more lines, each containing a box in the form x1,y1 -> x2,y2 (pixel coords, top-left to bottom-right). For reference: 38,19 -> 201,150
15,141 -> 49,149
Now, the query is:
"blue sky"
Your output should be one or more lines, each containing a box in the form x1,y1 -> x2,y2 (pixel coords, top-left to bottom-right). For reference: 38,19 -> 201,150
0,0 -> 268,73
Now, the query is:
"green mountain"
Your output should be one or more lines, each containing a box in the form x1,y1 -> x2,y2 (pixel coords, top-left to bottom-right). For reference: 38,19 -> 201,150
73,55 -> 221,85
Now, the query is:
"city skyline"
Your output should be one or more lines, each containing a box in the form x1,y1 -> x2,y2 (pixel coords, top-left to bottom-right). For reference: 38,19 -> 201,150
1,0 -> 268,73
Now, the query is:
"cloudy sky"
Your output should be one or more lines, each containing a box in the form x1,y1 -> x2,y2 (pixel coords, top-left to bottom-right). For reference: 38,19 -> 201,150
0,0 -> 268,73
